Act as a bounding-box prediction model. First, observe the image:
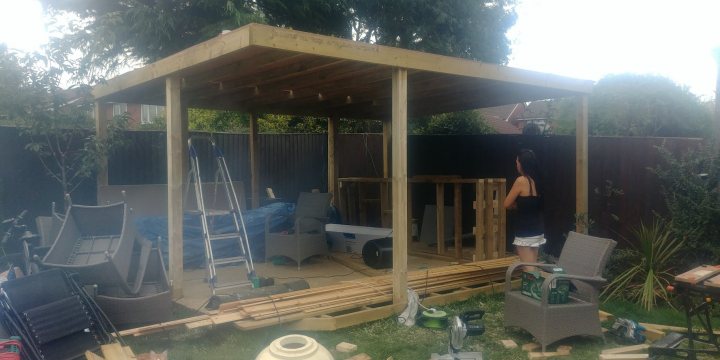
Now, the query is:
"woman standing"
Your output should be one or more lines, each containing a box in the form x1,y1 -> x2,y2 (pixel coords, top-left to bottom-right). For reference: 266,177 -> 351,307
503,149 -> 545,266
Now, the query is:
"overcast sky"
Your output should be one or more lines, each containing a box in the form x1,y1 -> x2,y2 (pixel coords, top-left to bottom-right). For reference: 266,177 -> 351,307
1,0 -> 718,99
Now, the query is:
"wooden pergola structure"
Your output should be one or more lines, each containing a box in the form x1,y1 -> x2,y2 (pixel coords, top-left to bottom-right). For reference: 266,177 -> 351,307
92,23 -> 592,308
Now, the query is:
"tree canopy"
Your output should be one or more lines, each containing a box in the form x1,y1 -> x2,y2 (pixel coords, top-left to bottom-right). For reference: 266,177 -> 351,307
550,74 -> 712,138
0,45 -> 127,196
40,0 -> 517,81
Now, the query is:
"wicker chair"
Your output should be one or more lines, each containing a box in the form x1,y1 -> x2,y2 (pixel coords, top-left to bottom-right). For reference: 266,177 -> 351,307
264,192 -> 331,269
504,231 -> 617,352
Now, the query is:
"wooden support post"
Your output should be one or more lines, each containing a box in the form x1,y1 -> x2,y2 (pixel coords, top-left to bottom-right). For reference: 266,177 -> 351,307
337,180 -> 347,224
475,180 -> 485,261
348,183 -> 357,224
454,183 -> 462,260
249,113 -> 260,209
327,116 -> 338,205
391,68 -> 408,308
166,76 -> 185,298
436,183 -> 445,255
381,119 -> 391,227
94,102 -> 110,189
485,180 -> 495,259
498,179 -> 507,257
576,95 -> 589,233
358,182 -> 368,226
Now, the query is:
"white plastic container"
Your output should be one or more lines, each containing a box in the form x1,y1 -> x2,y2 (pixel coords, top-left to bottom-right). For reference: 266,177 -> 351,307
255,334 -> 334,360
325,224 -> 393,254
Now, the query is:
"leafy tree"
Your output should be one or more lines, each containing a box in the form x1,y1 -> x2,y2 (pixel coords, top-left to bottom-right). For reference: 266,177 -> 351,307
411,110 -> 496,135
0,46 -> 127,198
258,0 -> 518,63
189,109 -> 248,133
41,0 -> 517,81
550,74 -> 712,137
40,0 -> 262,81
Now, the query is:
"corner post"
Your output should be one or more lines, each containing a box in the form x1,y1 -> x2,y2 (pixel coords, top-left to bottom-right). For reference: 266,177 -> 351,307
391,68 -> 408,308
576,95 -> 589,233
166,76 -> 185,298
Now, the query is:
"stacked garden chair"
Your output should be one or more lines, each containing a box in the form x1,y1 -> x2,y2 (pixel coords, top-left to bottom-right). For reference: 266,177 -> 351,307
0,269 -> 115,360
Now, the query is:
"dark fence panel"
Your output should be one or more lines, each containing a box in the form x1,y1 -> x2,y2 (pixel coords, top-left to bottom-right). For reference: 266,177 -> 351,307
259,134 -> 327,202
1,126 -> 701,254
0,127 -> 96,225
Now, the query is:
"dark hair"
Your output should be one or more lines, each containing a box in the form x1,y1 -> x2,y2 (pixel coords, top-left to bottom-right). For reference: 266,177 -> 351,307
517,148 -> 542,195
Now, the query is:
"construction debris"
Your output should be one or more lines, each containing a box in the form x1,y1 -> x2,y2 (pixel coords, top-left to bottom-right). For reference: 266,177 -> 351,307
336,342 -> 358,353
499,339 -> 518,349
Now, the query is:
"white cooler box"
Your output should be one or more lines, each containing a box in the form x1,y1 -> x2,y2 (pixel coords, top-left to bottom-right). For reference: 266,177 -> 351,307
325,224 -> 393,254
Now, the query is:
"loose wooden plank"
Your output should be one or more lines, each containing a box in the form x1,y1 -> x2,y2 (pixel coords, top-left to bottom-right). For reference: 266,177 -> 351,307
100,343 -> 129,360
85,351 -> 105,360
599,354 -> 649,360
601,344 -> 649,355
599,310 -> 614,322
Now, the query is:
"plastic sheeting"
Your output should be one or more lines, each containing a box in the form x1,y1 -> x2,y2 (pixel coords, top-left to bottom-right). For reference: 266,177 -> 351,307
134,202 -> 294,268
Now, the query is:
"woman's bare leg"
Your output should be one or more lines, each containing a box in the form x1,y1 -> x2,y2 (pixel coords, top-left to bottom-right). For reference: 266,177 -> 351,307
516,246 -> 539,271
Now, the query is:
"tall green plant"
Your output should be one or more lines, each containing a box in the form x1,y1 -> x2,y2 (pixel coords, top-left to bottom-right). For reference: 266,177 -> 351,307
602,219 -> 684,310
651,143 -> 720,263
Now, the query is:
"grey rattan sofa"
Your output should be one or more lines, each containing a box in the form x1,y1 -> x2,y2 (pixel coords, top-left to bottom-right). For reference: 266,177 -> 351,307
265,192 -> 331,269
504,231 -> 617,352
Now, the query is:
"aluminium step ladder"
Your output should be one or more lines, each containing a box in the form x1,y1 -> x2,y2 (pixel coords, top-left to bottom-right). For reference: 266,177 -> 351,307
187,136 -> 255,295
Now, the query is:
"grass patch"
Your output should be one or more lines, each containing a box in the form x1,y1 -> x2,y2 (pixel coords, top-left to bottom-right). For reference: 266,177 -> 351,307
122,294 -> 718,360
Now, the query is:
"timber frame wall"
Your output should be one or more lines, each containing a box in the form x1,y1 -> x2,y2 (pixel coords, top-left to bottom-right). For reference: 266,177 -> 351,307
337,177 -> 507,261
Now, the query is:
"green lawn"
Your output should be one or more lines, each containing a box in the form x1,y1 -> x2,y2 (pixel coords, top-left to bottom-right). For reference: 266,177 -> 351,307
122,293 -> 719,360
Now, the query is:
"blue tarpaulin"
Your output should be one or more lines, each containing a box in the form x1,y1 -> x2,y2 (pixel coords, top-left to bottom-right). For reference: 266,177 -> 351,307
134,202 -> 294,268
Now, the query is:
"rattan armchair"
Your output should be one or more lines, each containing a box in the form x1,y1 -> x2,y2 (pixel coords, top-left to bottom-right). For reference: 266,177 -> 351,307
264,192 -> 331,269
504,231 -> 617,352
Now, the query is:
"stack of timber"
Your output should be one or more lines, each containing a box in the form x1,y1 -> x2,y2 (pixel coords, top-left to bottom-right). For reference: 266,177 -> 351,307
121,256 -> 517,336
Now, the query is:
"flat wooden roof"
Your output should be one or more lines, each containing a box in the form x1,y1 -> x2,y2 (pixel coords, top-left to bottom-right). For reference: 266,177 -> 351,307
93,23 -> 592,119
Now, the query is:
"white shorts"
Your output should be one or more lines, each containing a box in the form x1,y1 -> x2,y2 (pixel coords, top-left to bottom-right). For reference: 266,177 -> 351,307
513,234 -> 546,248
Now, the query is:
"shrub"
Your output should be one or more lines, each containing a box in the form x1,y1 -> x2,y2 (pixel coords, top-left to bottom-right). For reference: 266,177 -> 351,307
651,143 -> 720,264
602,219 -> 684,310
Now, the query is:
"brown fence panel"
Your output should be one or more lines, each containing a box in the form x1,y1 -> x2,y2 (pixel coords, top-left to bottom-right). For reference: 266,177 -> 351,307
0,126 -> 702,252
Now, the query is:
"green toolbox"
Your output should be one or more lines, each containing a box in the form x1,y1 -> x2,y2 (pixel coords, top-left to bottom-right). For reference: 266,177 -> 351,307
521,267 -> 570,304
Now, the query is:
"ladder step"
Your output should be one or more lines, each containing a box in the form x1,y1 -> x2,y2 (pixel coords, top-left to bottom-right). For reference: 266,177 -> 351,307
208,233 -> 242,241
213,256 -> 247,266
213,281 -> 253,291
